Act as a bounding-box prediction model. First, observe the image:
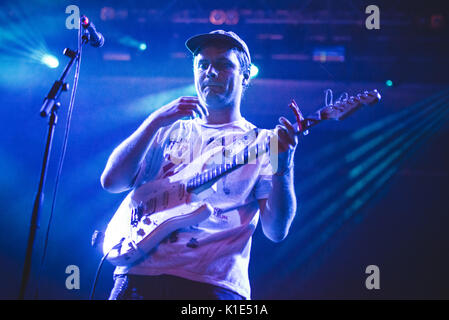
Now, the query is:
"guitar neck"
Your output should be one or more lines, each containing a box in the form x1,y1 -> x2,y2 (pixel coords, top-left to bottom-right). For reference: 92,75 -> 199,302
186,141 -> 269,193
185,116 -> 320,193
186,89 -> 381,193
293,104 -> 346,135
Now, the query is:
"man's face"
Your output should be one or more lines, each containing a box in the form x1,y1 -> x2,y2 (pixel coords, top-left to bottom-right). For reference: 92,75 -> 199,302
194,45 -> 245,109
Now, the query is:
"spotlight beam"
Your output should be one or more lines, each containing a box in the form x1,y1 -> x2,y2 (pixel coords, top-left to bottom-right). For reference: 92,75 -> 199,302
256,97 -> 449,278
0,11 -> 45,54
299,94 -> 449,195
301,98 -> 449,242
302,89 -> 449,169
346,98 -> 449,179
283,105 -> 449,275
346,96 -> 448,163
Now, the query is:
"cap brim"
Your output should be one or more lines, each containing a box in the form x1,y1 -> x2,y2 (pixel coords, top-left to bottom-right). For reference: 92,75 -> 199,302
185,33 -> 245,55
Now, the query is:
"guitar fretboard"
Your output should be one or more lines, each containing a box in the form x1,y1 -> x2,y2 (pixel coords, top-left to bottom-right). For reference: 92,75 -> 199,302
185,90 -> 380,193
186,137 -> 271,192
184,117 -> 318,192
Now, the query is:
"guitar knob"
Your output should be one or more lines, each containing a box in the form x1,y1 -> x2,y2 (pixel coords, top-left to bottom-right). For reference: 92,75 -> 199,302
136,229 -> 146,237
143,217 -> 151,225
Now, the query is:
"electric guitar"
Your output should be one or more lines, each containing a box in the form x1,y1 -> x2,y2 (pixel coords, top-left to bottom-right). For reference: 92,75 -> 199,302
103,89 -> 381,266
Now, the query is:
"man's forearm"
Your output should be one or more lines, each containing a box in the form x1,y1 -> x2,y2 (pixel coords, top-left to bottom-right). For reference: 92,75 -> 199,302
100,114 -> 161,193
262,168 -> 297,242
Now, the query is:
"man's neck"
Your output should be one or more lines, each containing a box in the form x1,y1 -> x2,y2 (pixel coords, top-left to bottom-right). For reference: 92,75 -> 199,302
202,104 -> 242,125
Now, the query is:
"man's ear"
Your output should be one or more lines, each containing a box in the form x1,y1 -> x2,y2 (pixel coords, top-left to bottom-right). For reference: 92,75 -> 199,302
242,72 -> 250,86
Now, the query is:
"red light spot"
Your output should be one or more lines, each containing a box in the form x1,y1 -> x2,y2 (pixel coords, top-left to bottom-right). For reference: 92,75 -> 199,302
81,16 -> 89,27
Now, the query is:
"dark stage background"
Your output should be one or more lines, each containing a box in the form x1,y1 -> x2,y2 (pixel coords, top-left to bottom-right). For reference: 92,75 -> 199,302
0,0 -> 448,299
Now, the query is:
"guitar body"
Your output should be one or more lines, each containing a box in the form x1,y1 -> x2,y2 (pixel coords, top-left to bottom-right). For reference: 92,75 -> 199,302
103,178 -> 214,266
103,193 -> 213,266
103,146 -> 221,266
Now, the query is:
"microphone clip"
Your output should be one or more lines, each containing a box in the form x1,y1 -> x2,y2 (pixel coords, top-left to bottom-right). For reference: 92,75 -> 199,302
80,15 -> 105,48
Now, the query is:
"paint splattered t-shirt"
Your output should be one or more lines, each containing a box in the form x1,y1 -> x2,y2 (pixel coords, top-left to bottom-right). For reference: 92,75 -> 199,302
112,117 -> 274,299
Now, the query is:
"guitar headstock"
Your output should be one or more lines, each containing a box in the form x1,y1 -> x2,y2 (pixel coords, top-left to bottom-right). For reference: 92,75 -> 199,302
319,89 -> 381,121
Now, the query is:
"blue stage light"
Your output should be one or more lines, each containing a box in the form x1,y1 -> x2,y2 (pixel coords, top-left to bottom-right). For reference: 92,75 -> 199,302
41,54 -> 59,68
250,64 -> 259,78
139,43 -> 147,51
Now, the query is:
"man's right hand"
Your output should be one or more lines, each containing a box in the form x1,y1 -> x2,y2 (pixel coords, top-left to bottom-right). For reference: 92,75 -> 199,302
151,96 -> 209,127
101,96 -> 209,193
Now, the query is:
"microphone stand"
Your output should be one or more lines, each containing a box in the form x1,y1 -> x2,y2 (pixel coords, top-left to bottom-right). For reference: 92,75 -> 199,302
19,36 -> 88,299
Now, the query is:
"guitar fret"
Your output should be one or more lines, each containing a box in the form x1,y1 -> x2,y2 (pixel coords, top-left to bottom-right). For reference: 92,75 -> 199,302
244,145 -> 248,164
145,197 -> 156,214
163,191 -> 169,208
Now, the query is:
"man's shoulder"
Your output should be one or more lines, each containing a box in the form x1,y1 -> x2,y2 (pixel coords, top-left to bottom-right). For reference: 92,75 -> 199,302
156,119 -> 192,138
165,117 -> 269,136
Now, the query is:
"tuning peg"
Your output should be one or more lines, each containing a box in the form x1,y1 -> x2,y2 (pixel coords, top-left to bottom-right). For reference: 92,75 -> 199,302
333,100 -> 344,111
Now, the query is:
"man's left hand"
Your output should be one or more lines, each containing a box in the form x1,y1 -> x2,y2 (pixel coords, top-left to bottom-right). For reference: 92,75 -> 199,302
273,101 -> 304,174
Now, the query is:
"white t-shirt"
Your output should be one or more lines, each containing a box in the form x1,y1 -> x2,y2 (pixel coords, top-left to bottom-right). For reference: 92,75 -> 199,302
113,117 -> 273,299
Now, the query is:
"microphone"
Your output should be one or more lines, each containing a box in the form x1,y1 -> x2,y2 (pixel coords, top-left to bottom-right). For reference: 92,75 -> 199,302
80,15 -> 105,48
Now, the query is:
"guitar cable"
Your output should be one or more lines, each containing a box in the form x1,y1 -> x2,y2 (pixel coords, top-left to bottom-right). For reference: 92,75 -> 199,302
89,249 -> 109,300
89,233 -> 124,300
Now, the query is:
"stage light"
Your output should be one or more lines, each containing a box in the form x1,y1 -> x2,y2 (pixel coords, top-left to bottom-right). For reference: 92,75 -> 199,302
250,64 -> 259,78
312,46 -> 345,63
118,36 -> 147,52
386,79 -> 393,87
41,54 -> 59,68
209,10 -> 226,25
139,43 -> 147,51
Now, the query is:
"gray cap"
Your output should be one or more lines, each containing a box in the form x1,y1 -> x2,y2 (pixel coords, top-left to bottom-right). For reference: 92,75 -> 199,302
185,30 -> 251,65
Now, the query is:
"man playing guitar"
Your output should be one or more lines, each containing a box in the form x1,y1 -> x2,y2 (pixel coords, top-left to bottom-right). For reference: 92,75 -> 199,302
101,30 -> 302,300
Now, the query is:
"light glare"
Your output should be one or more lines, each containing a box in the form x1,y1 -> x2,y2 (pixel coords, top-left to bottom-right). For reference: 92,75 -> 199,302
41,54 -> 59,68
